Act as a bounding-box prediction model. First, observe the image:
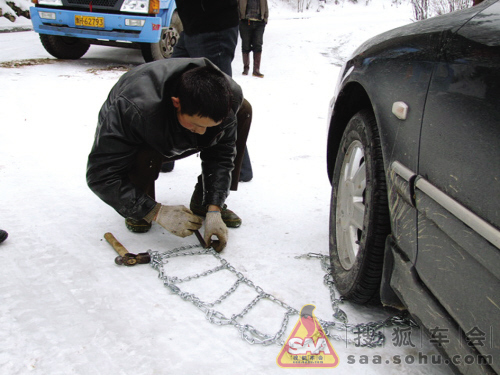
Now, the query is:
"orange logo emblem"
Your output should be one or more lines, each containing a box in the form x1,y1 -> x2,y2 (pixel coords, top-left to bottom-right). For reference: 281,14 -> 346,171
277,304 -> 339,368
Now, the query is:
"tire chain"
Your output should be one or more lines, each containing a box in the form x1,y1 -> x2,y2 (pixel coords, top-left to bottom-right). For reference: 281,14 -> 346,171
149,245 -> 417,347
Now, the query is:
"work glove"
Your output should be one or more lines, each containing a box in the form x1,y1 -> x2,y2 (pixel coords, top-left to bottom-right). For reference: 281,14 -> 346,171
154,205 -> 202,237
204,211 -> 228,252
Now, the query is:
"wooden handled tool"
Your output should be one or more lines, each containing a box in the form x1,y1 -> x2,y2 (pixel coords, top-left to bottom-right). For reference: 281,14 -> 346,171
104,232 -> 151,266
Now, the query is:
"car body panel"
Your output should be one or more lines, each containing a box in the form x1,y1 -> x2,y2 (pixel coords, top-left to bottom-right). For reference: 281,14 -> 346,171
328,11 -> 472,264
416,1 -> 500,367
326,1 -> 500,373
388,235 -> 497,375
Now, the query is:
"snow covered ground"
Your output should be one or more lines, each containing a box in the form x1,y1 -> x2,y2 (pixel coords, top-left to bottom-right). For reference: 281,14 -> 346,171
1,1 -> 457,374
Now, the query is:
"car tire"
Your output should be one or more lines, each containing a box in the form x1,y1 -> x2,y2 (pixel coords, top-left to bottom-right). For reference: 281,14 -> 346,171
39,34 -> 90,60
141,10 -> 183,62
329,109 -> 390,304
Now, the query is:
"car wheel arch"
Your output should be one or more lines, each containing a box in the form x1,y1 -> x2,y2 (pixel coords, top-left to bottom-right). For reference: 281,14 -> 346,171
327,82 -> 372,183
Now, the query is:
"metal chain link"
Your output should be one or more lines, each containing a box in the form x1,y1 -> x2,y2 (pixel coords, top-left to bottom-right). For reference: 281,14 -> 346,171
149,246 -> 417,348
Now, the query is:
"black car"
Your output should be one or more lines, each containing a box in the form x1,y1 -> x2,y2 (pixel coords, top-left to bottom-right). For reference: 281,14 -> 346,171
326,1 -> 500,374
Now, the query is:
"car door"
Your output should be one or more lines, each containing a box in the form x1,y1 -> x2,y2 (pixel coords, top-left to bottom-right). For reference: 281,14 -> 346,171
415,1 -> 500,369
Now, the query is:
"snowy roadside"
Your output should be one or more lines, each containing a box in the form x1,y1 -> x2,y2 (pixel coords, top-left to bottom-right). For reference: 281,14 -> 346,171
0,16 -> 31,32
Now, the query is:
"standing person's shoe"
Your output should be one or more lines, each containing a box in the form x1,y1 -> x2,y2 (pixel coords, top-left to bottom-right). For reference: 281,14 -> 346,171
252,52 -> 264,78
242,52 -> 250,75
0,230 -> 8,243
189,183 -> 242,228
161,161 -> 175,172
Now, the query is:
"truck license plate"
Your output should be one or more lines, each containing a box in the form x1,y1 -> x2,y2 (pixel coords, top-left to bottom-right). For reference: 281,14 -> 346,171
75,15 -> 104,28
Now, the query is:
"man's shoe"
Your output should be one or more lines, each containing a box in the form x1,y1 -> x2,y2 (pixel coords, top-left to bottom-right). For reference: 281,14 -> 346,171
192,203 -> 242,228
190,187 -> 242,228
191,203 -> 242,228
125,218 -> 152,233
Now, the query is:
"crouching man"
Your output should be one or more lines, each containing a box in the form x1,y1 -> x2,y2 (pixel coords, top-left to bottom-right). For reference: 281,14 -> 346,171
86,58 -> 252,252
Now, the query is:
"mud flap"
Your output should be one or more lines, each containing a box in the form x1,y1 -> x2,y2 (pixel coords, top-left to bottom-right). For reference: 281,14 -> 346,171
380,235 -> 406,310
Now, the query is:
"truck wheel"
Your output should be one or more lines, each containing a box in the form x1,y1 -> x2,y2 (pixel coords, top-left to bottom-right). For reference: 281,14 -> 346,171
329,109 -> 390,304
39,34 -> 90,59
141,10 -> 183,62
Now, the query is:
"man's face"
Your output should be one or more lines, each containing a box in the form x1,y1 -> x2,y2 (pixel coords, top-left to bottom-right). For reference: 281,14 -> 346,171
171,97 -> 221,135
177,113 -> 221,135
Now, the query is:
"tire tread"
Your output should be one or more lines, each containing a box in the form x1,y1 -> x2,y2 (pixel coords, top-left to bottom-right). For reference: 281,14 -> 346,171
329,108 -> 391,304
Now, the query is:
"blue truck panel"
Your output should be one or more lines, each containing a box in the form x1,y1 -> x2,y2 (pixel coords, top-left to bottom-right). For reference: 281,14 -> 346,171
30,8 -> 163,43
29,0 -> 178,61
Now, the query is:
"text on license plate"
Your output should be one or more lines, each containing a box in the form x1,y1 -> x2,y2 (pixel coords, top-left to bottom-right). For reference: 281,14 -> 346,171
75,15 -> 104,28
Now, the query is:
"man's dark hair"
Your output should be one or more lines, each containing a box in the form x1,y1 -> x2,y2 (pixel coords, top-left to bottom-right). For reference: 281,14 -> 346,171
176,65 -> 233,122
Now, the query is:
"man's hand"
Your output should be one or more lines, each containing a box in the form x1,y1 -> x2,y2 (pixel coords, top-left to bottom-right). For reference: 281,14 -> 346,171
204,210 -> 228,252
154,205 -> 202,237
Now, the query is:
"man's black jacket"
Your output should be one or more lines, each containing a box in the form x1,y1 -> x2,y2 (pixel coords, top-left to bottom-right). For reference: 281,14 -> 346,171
86,58 -> 243,220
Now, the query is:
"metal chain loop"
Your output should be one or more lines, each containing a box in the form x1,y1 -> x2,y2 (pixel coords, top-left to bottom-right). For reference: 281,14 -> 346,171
150,246 -> 417,347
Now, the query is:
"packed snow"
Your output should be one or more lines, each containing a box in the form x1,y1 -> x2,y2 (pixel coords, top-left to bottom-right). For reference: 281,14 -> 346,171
1,0 -> 457,374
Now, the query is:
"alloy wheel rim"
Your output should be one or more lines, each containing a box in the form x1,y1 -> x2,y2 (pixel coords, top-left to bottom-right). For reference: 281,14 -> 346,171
160,27 -> 179,58
336,140 -> 366,270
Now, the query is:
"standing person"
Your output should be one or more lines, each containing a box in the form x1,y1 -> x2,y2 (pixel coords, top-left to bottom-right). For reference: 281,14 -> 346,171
163,0 -> 254,183
86,58 -> 252,251
172,0 -> 239,77
238,0 -> 269,78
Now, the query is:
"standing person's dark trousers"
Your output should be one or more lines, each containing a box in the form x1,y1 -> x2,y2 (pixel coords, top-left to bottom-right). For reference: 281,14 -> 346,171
168,26 -> 253,182
172,26 -> 239,76
239,19 -> 266,78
